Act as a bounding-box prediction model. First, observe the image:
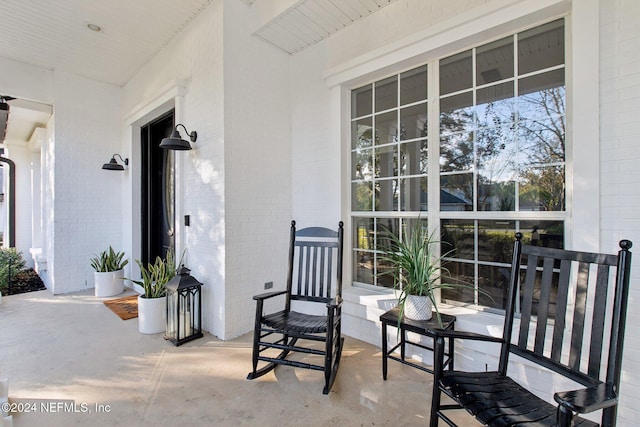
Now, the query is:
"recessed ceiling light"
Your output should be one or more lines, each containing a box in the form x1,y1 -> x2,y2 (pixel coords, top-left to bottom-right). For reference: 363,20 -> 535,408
87,23 -> 102,32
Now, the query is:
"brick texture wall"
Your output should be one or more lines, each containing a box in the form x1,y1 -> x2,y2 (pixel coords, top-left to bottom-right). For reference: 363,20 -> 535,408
222,0 -> 291,339
599,1 -> 640,424
51,70 -> 123,294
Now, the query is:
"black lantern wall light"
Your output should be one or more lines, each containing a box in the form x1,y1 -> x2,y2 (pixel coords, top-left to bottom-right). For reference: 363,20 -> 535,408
165,266 -> 203,346
160,123 -> 198,150
102,154 -> 128,171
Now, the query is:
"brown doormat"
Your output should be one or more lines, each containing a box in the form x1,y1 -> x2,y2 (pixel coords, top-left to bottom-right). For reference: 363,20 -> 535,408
103,294 -> 139,320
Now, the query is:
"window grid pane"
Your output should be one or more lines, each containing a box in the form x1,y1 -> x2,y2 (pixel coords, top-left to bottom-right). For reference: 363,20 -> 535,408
350,20 -> 566,303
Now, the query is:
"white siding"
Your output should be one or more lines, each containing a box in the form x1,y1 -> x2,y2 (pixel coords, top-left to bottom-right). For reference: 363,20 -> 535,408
599,0 -> 640,424
122,0 -> 291,339
223,0 -> 292,339
51,70 -> 123,294
122,0 -> 226,337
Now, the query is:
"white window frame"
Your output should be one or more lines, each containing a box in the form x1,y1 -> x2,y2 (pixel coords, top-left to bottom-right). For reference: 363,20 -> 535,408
326,0 -> 599,297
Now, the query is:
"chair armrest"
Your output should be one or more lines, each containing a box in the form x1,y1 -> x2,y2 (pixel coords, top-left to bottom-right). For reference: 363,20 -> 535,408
326,296 -> 343,309
554,383 -> 617,414
429,328 -> 504,344
252,290 -> 287,301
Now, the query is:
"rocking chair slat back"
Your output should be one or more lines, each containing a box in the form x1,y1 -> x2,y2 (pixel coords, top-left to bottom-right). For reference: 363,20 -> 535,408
290,226 -> 342,303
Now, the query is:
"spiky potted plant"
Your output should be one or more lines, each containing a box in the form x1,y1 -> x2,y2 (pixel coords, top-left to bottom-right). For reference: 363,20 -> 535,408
130,251 -> 178,334
90,246 -> 129,297
379,221 -> 479,327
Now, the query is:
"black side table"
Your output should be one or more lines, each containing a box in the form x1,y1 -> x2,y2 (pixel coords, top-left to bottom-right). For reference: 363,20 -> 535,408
380,307 -> 456,379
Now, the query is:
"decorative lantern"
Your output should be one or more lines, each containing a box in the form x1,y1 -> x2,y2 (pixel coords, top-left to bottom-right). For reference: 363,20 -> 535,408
165,265 -> 203,346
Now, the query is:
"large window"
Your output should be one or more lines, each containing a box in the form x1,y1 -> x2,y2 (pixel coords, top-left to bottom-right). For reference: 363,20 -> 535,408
352,65 -> 429,287
350,19 -> 566,311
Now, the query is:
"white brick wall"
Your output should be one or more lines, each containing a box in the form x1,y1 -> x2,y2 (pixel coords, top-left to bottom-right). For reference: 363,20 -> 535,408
222,0 -> 291,339
290,47 -> 343,227
50,70 -> 123,294
1,68 -> 125,294
121,0 -> 291,339
599,1 -> 640,424
123,0 -> 226,336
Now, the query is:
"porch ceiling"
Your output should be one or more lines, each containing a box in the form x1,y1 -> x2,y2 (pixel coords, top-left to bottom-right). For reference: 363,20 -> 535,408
0,0 -> 213,88
0,0 -> 396,90
0,0 -> 395,144
252,0 -> 398,54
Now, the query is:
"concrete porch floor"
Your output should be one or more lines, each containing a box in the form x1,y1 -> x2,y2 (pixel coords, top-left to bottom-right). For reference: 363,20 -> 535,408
0,289 -> 475,426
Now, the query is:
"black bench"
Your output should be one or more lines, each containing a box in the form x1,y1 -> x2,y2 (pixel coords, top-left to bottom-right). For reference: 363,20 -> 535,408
429,234 -> 632,427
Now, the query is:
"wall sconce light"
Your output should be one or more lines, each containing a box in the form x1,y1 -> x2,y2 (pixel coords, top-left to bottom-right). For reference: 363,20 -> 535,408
159,123 -> 198,150
102,154 -> 129,171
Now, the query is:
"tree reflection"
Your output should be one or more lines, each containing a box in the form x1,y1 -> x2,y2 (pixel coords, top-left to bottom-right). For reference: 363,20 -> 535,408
518,87 -> 565,211
439,85 -> 565,211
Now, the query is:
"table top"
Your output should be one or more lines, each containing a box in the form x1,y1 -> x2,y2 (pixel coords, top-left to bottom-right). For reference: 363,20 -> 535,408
380,306 -> 456,333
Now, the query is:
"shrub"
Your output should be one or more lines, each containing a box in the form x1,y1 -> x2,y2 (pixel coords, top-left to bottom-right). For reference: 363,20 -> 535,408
0,248 -> 27,295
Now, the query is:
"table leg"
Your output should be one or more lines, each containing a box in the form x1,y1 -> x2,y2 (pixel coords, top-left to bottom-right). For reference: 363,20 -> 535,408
447,335 -> 454,371
400,327 -> 405,361
382,321 -> 388,380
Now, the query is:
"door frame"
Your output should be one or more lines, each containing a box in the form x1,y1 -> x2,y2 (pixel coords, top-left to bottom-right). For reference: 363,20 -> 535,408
124,81 -> 187,278
140,110 -> 175,265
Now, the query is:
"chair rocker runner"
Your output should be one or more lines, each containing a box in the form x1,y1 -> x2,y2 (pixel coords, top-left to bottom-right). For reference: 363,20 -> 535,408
247,221 -> 344,394
429,233 -> 632,427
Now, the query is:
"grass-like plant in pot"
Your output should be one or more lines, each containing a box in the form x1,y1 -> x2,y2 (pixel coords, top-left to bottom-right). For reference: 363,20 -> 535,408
130,251 -> 180,334
132,250 -> 177,299
90,246 -> 129,297
378,221 -> 479,327
90,246 -> 129,273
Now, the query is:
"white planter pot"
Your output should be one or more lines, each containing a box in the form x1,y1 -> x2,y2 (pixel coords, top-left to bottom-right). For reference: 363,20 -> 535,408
403,295 -> 433,321
94,270 -> 124,297
138,295 -> 166,334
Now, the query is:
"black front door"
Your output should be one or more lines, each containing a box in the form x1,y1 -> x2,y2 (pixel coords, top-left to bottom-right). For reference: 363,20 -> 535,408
141,111 -> 175,265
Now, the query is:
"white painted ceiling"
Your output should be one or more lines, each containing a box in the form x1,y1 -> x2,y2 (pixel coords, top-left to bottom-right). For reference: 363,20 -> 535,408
0,0 -> 395,88
0,0 -> 213,145
0,0 -> 213,88
254,0 -> 397,54
0,0 -> 395,144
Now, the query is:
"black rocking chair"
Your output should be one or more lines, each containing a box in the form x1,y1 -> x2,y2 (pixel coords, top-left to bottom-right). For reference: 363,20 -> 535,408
429,233 -> 632,427
247,220 -> 344,394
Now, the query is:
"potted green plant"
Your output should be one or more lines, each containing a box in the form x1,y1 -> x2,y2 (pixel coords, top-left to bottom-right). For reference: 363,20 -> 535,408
379,221 -> 479,327
130,251 -> 178,334
90,246 -> 129,297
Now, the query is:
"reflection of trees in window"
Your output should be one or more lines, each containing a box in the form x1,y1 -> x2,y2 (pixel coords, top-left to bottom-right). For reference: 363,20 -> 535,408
520,165 -> 565,211
518,86 -> 566,211
400,140 -> 428,176
519,87 -> 565,164
440,110 -> 474,172
476,120 -> 518,211
440,84 -> 565,212
353,182 -> 373,211
352,120 -> 372,149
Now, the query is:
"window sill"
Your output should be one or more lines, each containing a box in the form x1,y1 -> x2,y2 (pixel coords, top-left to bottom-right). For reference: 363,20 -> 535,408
343,286 -> 506,348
